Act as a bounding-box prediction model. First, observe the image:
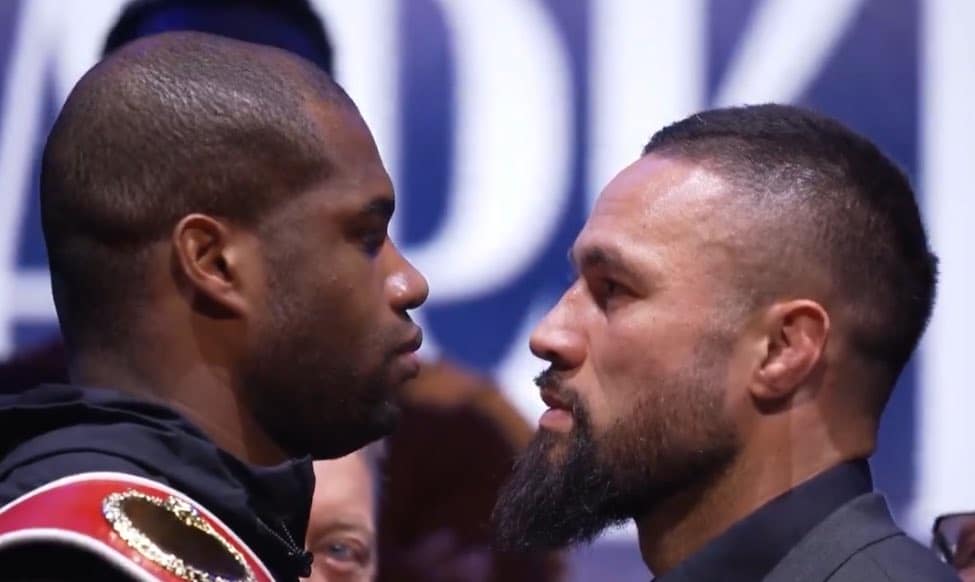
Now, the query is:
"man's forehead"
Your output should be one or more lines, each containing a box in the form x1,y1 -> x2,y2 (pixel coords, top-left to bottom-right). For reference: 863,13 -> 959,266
305,105 -> 395,210
595,154 -> 728,216
576,154 -> 741,266
294,166 -> 393,223
322,186 -> 395,220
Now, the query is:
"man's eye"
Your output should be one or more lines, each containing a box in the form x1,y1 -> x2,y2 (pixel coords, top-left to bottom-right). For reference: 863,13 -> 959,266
326,541 -> 357,562
361,232 -> 386,255
595,277 -> 623,297
321,538 -> 371,570
591,278 -> 627,310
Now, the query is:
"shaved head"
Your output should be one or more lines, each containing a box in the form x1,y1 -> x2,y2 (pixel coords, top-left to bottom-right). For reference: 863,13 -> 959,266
41,31 -> 353,349
39,29 -> 428,463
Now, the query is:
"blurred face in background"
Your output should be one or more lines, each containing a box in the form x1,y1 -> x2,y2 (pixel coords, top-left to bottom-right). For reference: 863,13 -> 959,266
305,452 -> 377,582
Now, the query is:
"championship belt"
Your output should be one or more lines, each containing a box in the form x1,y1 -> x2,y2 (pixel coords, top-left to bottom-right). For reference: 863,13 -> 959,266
0,472 -> 274,581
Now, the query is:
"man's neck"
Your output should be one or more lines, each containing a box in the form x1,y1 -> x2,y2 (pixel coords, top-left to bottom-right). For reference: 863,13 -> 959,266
636,442 -> 852,576
70,346 -> 290,466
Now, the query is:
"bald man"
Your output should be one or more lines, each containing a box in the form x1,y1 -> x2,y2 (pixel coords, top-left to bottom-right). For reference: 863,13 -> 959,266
0,32 -> 426,581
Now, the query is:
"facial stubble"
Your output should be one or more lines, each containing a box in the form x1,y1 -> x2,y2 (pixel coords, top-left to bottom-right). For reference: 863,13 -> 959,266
240,257 -> 400,459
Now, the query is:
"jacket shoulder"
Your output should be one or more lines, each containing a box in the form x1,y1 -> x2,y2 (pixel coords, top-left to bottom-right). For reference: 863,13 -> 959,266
766,493 -> 959,582
828,534 -> 960,581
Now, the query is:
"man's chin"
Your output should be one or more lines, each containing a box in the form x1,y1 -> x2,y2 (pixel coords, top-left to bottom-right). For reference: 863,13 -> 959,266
387,350 -> 422,387
302,402 -> 400,459
533,428 -> 575,464
353,400 -> 401,444
311,427 -> 390,460
371,399 -> 401,434
491,411 -> 631,551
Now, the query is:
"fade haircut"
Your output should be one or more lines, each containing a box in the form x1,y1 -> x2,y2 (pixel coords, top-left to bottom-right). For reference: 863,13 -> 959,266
644,104 -> 938,408
41,31 -> 352,350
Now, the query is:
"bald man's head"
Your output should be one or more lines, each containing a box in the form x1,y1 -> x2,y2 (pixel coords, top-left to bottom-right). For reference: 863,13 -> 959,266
41,31 -> 353,349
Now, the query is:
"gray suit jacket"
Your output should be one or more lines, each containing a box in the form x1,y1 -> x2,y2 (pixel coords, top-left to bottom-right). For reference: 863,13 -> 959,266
764,493 -> 959,581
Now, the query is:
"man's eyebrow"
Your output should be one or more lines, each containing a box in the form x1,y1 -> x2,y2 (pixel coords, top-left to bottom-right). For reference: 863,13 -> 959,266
311,520 -> 375,541
569,245 -> 638,279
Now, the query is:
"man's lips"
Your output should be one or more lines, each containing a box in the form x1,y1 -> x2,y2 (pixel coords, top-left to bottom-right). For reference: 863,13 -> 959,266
393,327 -> 424,381
540,387 -> 572,411
539,387 -> 574,432
397,327 -> 423,355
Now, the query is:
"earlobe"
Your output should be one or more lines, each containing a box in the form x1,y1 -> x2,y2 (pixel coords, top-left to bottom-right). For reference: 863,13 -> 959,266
753,300 -> 829,402
172,214 -> 248,317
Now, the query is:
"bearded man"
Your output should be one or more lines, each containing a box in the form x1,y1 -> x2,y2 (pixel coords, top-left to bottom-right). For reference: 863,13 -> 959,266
493,104 -> 956,582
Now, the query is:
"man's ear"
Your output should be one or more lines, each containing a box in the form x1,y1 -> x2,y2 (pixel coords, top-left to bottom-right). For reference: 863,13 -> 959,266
171,214 -> 251,317
752,299 -> 830,402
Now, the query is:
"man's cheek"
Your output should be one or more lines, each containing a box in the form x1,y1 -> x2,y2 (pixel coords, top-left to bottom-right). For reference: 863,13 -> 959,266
585,364 -> 634,428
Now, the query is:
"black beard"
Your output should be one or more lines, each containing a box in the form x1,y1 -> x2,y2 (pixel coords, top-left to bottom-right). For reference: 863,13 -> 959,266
491,384 -> 738,552
491,407 -> 631,552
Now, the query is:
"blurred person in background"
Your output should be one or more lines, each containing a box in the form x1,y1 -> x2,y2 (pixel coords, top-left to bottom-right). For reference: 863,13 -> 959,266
0,0 -> 563,580
306,450 -> 379,582
493,104 -> 957,581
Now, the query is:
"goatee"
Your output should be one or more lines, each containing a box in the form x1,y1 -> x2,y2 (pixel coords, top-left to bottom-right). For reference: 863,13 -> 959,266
491,375 -> 738,552
491,402 -> 632,551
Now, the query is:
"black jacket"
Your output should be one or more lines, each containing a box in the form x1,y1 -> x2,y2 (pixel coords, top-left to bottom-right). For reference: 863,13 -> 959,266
654,460 -> 959,581
763,493 -> 960,581
0,383 -> 316,581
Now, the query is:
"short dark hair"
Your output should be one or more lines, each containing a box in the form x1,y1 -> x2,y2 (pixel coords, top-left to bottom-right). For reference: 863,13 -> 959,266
103,0 -> 334,74
644,104 -> 938,404
41,32 -> 350,350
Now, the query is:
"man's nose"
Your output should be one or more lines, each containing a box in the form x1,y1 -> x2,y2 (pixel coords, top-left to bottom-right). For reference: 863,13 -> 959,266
386,244 -> 429,311
528,285 -> 586,370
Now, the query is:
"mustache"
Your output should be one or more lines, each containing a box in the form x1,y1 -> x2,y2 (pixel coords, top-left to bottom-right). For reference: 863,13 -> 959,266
533,367 -> 566,390
534,368 -> 583,411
